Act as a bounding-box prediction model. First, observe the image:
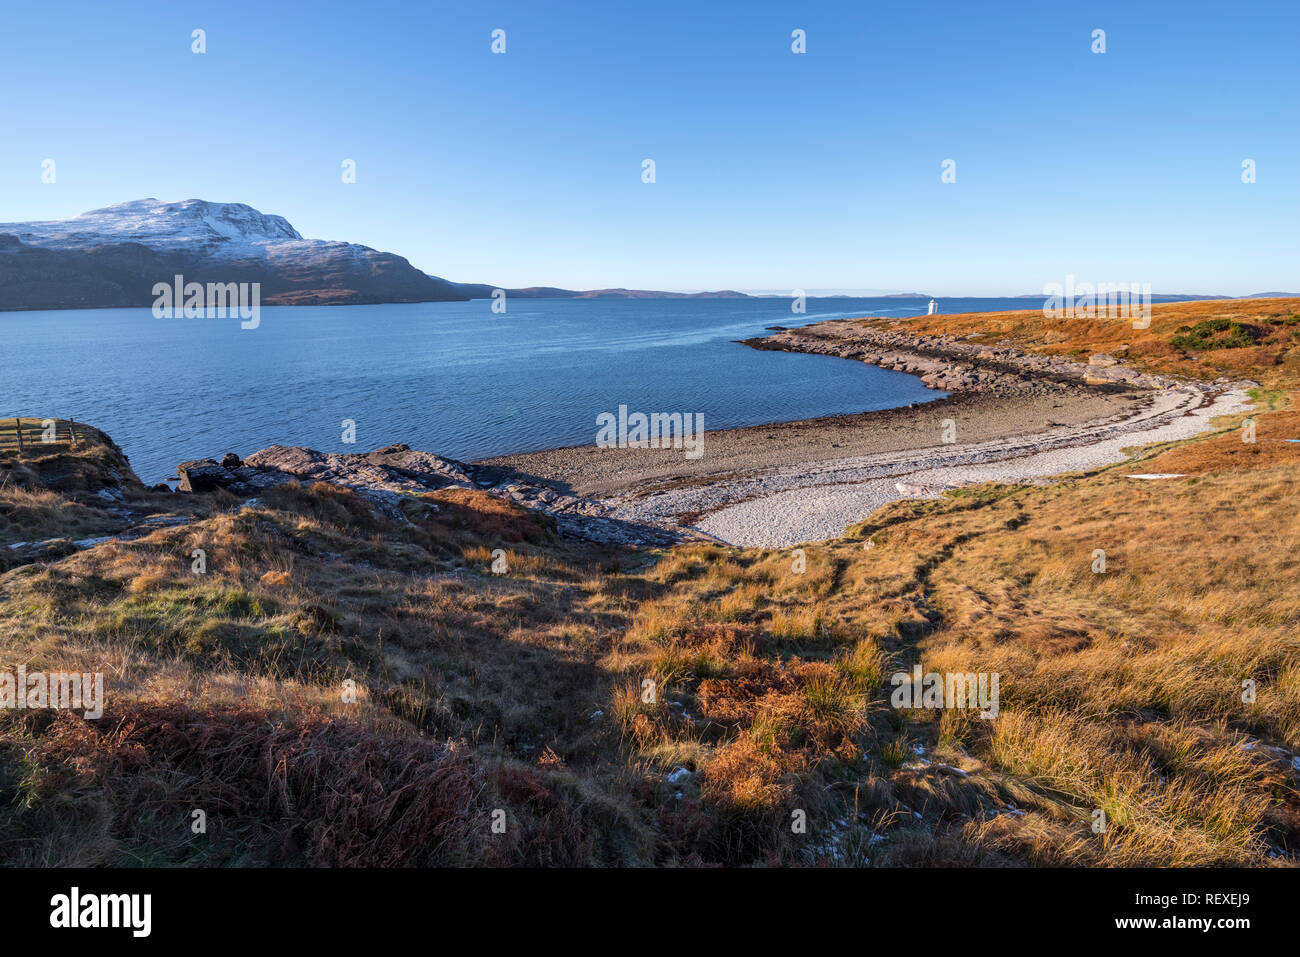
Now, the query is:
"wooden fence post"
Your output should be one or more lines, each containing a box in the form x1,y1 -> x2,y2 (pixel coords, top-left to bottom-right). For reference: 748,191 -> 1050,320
68,418 -> 79,449
14,418 -> 23,454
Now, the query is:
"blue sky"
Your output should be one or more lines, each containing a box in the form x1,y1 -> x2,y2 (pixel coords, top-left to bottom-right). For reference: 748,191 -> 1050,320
1,0 -> 1295,295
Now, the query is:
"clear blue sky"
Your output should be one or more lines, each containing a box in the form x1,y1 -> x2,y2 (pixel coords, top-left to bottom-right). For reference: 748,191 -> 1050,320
1,0 -> 1295,295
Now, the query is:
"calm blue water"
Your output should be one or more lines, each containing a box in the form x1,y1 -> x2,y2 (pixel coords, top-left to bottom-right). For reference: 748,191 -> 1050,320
1,297 -> 1028,483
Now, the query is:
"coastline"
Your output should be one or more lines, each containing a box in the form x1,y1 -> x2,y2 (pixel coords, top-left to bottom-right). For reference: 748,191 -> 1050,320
481,314 -> 1256,547
477,387 -> 1147,499
29,304 -> 1268,555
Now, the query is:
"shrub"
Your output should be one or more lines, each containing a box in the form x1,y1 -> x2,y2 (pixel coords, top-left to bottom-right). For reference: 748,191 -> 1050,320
1170,318 -> 1258,351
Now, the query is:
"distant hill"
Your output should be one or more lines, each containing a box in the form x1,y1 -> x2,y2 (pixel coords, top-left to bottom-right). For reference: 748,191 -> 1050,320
1,200 -> 1292,312
0,199 -> 754,311
448,282 -> 751,300
0,199 -> 467,310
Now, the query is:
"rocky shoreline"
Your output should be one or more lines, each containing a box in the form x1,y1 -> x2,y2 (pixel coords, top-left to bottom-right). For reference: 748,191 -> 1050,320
169,319 -> 1261,550
175,443 -> 694,548
606,384 -> 1251,546
740,319 -> 1243,395
489,317 -> 1259,546
10,318 -> 1259,557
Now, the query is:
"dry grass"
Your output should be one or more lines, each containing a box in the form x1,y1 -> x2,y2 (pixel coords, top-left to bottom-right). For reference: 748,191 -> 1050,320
1,300 -> 1297,866
0,484 -> 100,543
875,296 -> 1300,390
2,703 -> 484,866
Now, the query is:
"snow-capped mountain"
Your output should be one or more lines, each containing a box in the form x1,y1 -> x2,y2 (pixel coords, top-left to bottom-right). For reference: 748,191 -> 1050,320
0,199 -> 466,310
5,199 -> 304,255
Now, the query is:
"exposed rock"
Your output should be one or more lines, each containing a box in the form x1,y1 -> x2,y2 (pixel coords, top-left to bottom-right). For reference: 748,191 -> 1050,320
176,442 -> 690,547
243,444 -> 476,491
220,452 -> 243,468
741,322 -> 1256,397
894,480 -> 961,497
895,481 -> 936,496
176,459 -> 225,493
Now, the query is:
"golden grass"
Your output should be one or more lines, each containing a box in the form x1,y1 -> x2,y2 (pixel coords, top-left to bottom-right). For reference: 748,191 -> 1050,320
1,300 -> 1297,866
874,296 -> 1300,390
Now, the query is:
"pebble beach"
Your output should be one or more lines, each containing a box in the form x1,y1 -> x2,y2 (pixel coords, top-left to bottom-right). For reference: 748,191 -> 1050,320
483,316 -> 1257,547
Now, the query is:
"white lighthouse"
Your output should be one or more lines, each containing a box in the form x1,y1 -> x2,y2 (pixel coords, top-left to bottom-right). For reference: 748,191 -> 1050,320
927,299 -> 938,315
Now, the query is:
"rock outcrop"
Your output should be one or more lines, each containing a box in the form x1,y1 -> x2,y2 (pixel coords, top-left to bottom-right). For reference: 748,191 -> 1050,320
177,443 -> 691,546
178,444 -> 475,507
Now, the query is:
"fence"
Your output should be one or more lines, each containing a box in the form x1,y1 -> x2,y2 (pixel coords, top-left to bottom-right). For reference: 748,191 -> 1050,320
0,418 -> 88,454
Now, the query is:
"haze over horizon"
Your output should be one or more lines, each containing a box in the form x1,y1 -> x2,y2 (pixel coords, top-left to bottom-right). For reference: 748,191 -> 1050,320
1,0 -> 1295,296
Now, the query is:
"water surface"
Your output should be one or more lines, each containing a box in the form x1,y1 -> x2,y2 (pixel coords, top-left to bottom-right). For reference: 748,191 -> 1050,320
0,297 -> 1033,483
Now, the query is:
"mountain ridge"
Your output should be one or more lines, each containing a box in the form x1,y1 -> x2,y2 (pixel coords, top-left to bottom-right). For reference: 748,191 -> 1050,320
0,199 -> 466,310
447,282 -> 751,300
2,200 -> 1293,310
